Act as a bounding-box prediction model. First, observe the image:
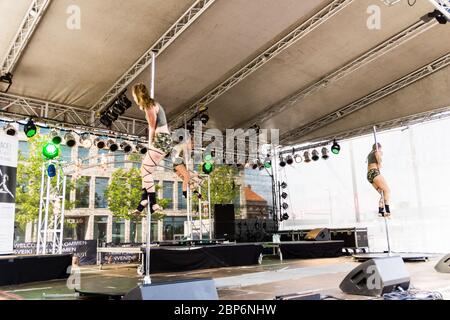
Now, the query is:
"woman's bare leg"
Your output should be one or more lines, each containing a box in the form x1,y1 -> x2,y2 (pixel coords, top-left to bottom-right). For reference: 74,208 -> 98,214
137,148 -> 165,212
174,164 -> 189,193
373,174 -> 391,215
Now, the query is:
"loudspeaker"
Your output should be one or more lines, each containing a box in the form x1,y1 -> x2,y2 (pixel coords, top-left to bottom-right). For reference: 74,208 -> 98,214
123,279 -> 218,300
305,228 -> 331,241
435,254 -> 450,273
214,204 -> 235,241
340,256 -> 410,296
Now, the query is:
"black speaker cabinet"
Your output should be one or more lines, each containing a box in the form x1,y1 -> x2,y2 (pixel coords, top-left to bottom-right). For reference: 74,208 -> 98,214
304,228 -> 331,241
340,256 -> 410,297
435,254 -> 450,273
123,279 -> 218,300
214,204 -> 235,241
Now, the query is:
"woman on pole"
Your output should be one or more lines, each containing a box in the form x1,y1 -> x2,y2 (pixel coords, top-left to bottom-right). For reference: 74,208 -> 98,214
367,143 -> 391,217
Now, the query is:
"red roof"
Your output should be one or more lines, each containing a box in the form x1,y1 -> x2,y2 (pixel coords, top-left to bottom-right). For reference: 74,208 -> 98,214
244,185 -> 267,203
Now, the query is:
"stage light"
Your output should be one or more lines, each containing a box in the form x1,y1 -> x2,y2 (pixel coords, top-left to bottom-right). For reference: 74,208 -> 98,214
286,155 -> 294,165
100,114 -> 113,127
4,124 -> 17,136
43,142 -> 59,160
65,132 -> 77,147
200,113 -> 209,125
282,213 -> 289,221
48,129 -> 62,144
0,72 -> 13,93
303,151 -> 311,163
282,203 -> 289,210
279,157 -> 286,167
281,182 -> 287,189
264,157 -> 272,169
331,140 -> 341,155
107,139 -> 118,152
428,9 -> 448,24
136,144 -> 148,155
47,164 -> 56,178
120,141 -> 132,153
202,153 -> 214,174
94,137 -> 106,149
321,147 -> 329,160
312,150 -> 320,161
24,119 -> 37,138
281,192 -> 288,199
80,133 -> 92,148
294,154 -> 302,163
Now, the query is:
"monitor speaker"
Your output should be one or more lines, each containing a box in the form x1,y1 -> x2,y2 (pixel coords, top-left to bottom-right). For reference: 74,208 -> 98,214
339,256 -> 410,296
123,279 -> 218,300
214,204 -> 235,241
435,254 -> 450,273
304,228 -> 331,241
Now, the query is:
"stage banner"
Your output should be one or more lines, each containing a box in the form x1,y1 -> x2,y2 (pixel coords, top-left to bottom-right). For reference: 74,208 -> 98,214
13,240 -> 98,265
0,129 -> 18,255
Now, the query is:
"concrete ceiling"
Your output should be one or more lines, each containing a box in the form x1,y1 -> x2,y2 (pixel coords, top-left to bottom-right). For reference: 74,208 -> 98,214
1,0 -> 449,144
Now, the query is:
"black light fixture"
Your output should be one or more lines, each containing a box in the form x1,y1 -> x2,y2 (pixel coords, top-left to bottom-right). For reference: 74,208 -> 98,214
24,119 -> 37,138
281,182 -> 287,189
279,156 -> 286,167
286,155 -> 294,165
282,213 -> 289,221
321,147 -> 329,160
303,151 -> 311,163
428,9 -> 448,24
80,133 -> 92,149
65,132 -> 77,147
49,129 -> 62,144
294,154 -> 303,163
120,141 -> 132,153
99,92 -> 132,127
4,124 -> 17,136
331,140 -> 341,155
200,113 -> 209,125
0,72 -> 13,93
107,139 -> 118,152
94,137 -> 106,149
312,150 -> 320,161
282,203 -> 289,210
136,143 -> 148,155
281,192 -> 288,199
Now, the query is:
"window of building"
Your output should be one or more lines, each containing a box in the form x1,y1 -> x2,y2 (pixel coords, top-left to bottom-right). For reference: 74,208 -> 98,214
65,176 -> 72,202
78,147 -> 89,165
177,182 -> 186,210
94,216 -> 108,243
114,151 -> 125,168
130,221 -> 142,243
18,141 -> 29,159
75,176 -> 90,208
98,149 -> 109,164
95,177 -> 109,208
60,145 -> 72,163
163,216 -> 186,240
112,218 -> 125,244
162,181 -> 174,209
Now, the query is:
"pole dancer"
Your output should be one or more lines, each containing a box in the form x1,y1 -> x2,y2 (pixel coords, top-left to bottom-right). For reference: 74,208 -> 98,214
370,126 -> 392,254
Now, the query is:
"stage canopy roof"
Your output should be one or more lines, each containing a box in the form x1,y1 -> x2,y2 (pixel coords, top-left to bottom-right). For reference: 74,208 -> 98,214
1,0 -> 449,145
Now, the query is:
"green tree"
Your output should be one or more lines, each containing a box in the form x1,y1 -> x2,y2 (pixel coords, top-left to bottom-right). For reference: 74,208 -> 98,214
105,167 -> 168,221
15,134 -> 74,226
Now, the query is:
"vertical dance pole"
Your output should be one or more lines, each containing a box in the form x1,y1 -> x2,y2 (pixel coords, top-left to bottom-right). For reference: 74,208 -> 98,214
373,126 -> 391,255
144,52 -> 156,285
185,117 -> 192,240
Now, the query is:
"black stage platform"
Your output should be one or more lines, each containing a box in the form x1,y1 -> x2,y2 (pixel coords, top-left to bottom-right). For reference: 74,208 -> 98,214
142,241 -> 344,273
352,252 -> 430,262
0,254 -> 72,286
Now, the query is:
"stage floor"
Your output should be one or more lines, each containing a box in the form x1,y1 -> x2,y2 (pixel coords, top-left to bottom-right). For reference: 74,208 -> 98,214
1,255 -> 449,300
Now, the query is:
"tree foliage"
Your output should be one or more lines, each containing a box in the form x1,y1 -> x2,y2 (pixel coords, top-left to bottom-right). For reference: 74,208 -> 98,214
105,167 -> 168,221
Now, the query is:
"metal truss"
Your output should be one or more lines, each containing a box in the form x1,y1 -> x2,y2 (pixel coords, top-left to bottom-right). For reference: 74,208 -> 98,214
168,0 -> 354,129
242,20 -> 437,129
281,52 -> 450,145
279,105 -> 450,153
37,161 -> 66,255
91,0 -> 216,113
0,92 -> 149,138
1,0 -> 51,74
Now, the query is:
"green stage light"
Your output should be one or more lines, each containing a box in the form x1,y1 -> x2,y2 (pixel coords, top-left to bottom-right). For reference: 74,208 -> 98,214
43,142 -> 59,159
24,119 -> 37,138
331,140 -> 341,155
202,153 -> 214,174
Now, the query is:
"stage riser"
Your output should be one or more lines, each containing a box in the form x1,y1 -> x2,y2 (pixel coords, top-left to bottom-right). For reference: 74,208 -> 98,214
0,254 -> 72,286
